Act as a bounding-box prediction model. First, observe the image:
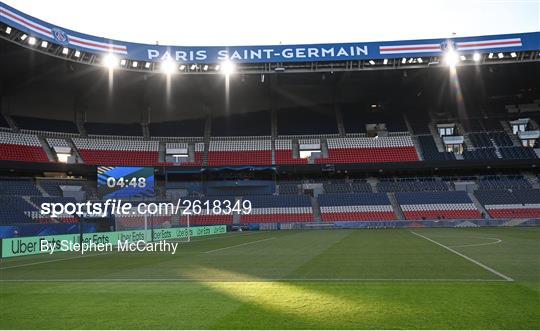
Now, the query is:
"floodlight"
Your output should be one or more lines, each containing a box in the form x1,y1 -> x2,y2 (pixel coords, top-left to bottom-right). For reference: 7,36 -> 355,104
214,64 -> 220,71
120,59 -> 127,66
179,64 -> 186,70
460,55 -> 466,61
103,53 -> 119,69
62,47 -> 69,55
383,58 -> 388,65
190,64 -> 197,70
132,61 -> 138,68
203,64 -> 209,71
417,58 -> 423,63
488,53 -> 494,59
40,40 -> 48,48
510,52 -> 517,58
144,62 -> 151,69
497,52 -> 504,59
5,26 -> 11,34
221,60 -> 235,75
20,33 -> 27,41
28,37 -> 36,45
401,58 -> 406,64
444,49 -> 459,67
473,52 -> 481,62
74,50 -> 81,58
368,60 -> 375,65
160,59 -> 176,74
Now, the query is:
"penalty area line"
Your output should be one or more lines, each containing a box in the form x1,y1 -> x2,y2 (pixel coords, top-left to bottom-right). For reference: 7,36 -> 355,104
410,231 -> 514,282
204,237 -> 276,253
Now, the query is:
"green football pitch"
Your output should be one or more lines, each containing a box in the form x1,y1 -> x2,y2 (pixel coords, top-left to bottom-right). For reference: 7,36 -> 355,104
0,228 -> 539,329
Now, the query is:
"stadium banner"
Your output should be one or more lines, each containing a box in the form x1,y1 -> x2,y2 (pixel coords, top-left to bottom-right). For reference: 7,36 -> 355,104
1,2 -> 539,64
1,225 -> 226,258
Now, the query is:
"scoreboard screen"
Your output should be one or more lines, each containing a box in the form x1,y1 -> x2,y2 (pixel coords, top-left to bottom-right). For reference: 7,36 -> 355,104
97,166 -> 155,199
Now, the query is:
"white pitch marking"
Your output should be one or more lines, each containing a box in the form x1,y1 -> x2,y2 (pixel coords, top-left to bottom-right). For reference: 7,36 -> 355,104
450,237 -> 502,248
0,278 -> 509,283
204,237 -> 276,253
410,231 -> 514,282
0,251 -> 113,270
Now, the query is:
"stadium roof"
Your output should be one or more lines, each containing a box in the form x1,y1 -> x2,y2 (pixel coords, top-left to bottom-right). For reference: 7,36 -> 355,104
1,1 -> 539,75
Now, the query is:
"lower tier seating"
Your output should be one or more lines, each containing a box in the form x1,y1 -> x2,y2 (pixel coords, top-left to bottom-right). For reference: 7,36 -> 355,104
395,191 -> 482,220
319,193 -> 396,222
240,195 -> 313,223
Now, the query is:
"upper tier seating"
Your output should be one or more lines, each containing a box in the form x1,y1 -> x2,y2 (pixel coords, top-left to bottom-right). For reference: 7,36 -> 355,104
395,191 -> 482,220
0,131 -> 49,163
468,133 -> 492,148
207,139 -> 272,166
475,189 -> 540,218
318,136 -> 419,164
275,139 -> 308,165
319,193 -> 395,221
85,122 -> 142,136
73,138 -> 159,166
240,194 -> 313,223
149,119 -> 205,137
12,116 -> 79,134
463,148 -> 499,160
499,147 -> 538,160
165,142 -> 204,167
489,132 -> 513,147
417,136 -> 455,161
212,111 -> 271,136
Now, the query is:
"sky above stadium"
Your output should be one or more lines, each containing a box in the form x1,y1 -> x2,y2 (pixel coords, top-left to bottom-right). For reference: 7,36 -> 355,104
4,0 -> 539,46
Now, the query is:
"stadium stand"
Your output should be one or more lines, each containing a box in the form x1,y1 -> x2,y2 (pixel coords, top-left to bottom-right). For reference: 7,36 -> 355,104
319,193 -> 396,221
318,136 -> 418,164
463,148 -> 499,160
475,189 -> 540,218
417,136 -> 456,160
395,191 -> 482,220
207,138 -> 272,166
476,176 -> 532,190
275,139 -> 308,165
240,195 -> 313,223
0,179 -> 41,196
73,138 -> 160,166
0,131 -> 49,163
377,178 -> 449,192
499,147 -> 538,159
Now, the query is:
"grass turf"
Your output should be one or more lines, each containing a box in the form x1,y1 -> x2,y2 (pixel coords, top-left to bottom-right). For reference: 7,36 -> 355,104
0,228 -> 539,329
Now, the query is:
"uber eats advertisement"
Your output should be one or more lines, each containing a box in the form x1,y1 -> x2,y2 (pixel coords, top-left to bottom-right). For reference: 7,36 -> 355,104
2,225 -> 226,258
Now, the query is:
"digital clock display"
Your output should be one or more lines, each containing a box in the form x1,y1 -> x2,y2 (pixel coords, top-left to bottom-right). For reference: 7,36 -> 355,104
97,166 -> 155,199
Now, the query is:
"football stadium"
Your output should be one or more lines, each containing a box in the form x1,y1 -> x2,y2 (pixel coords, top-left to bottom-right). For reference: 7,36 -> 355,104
0,1 -> 539,330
